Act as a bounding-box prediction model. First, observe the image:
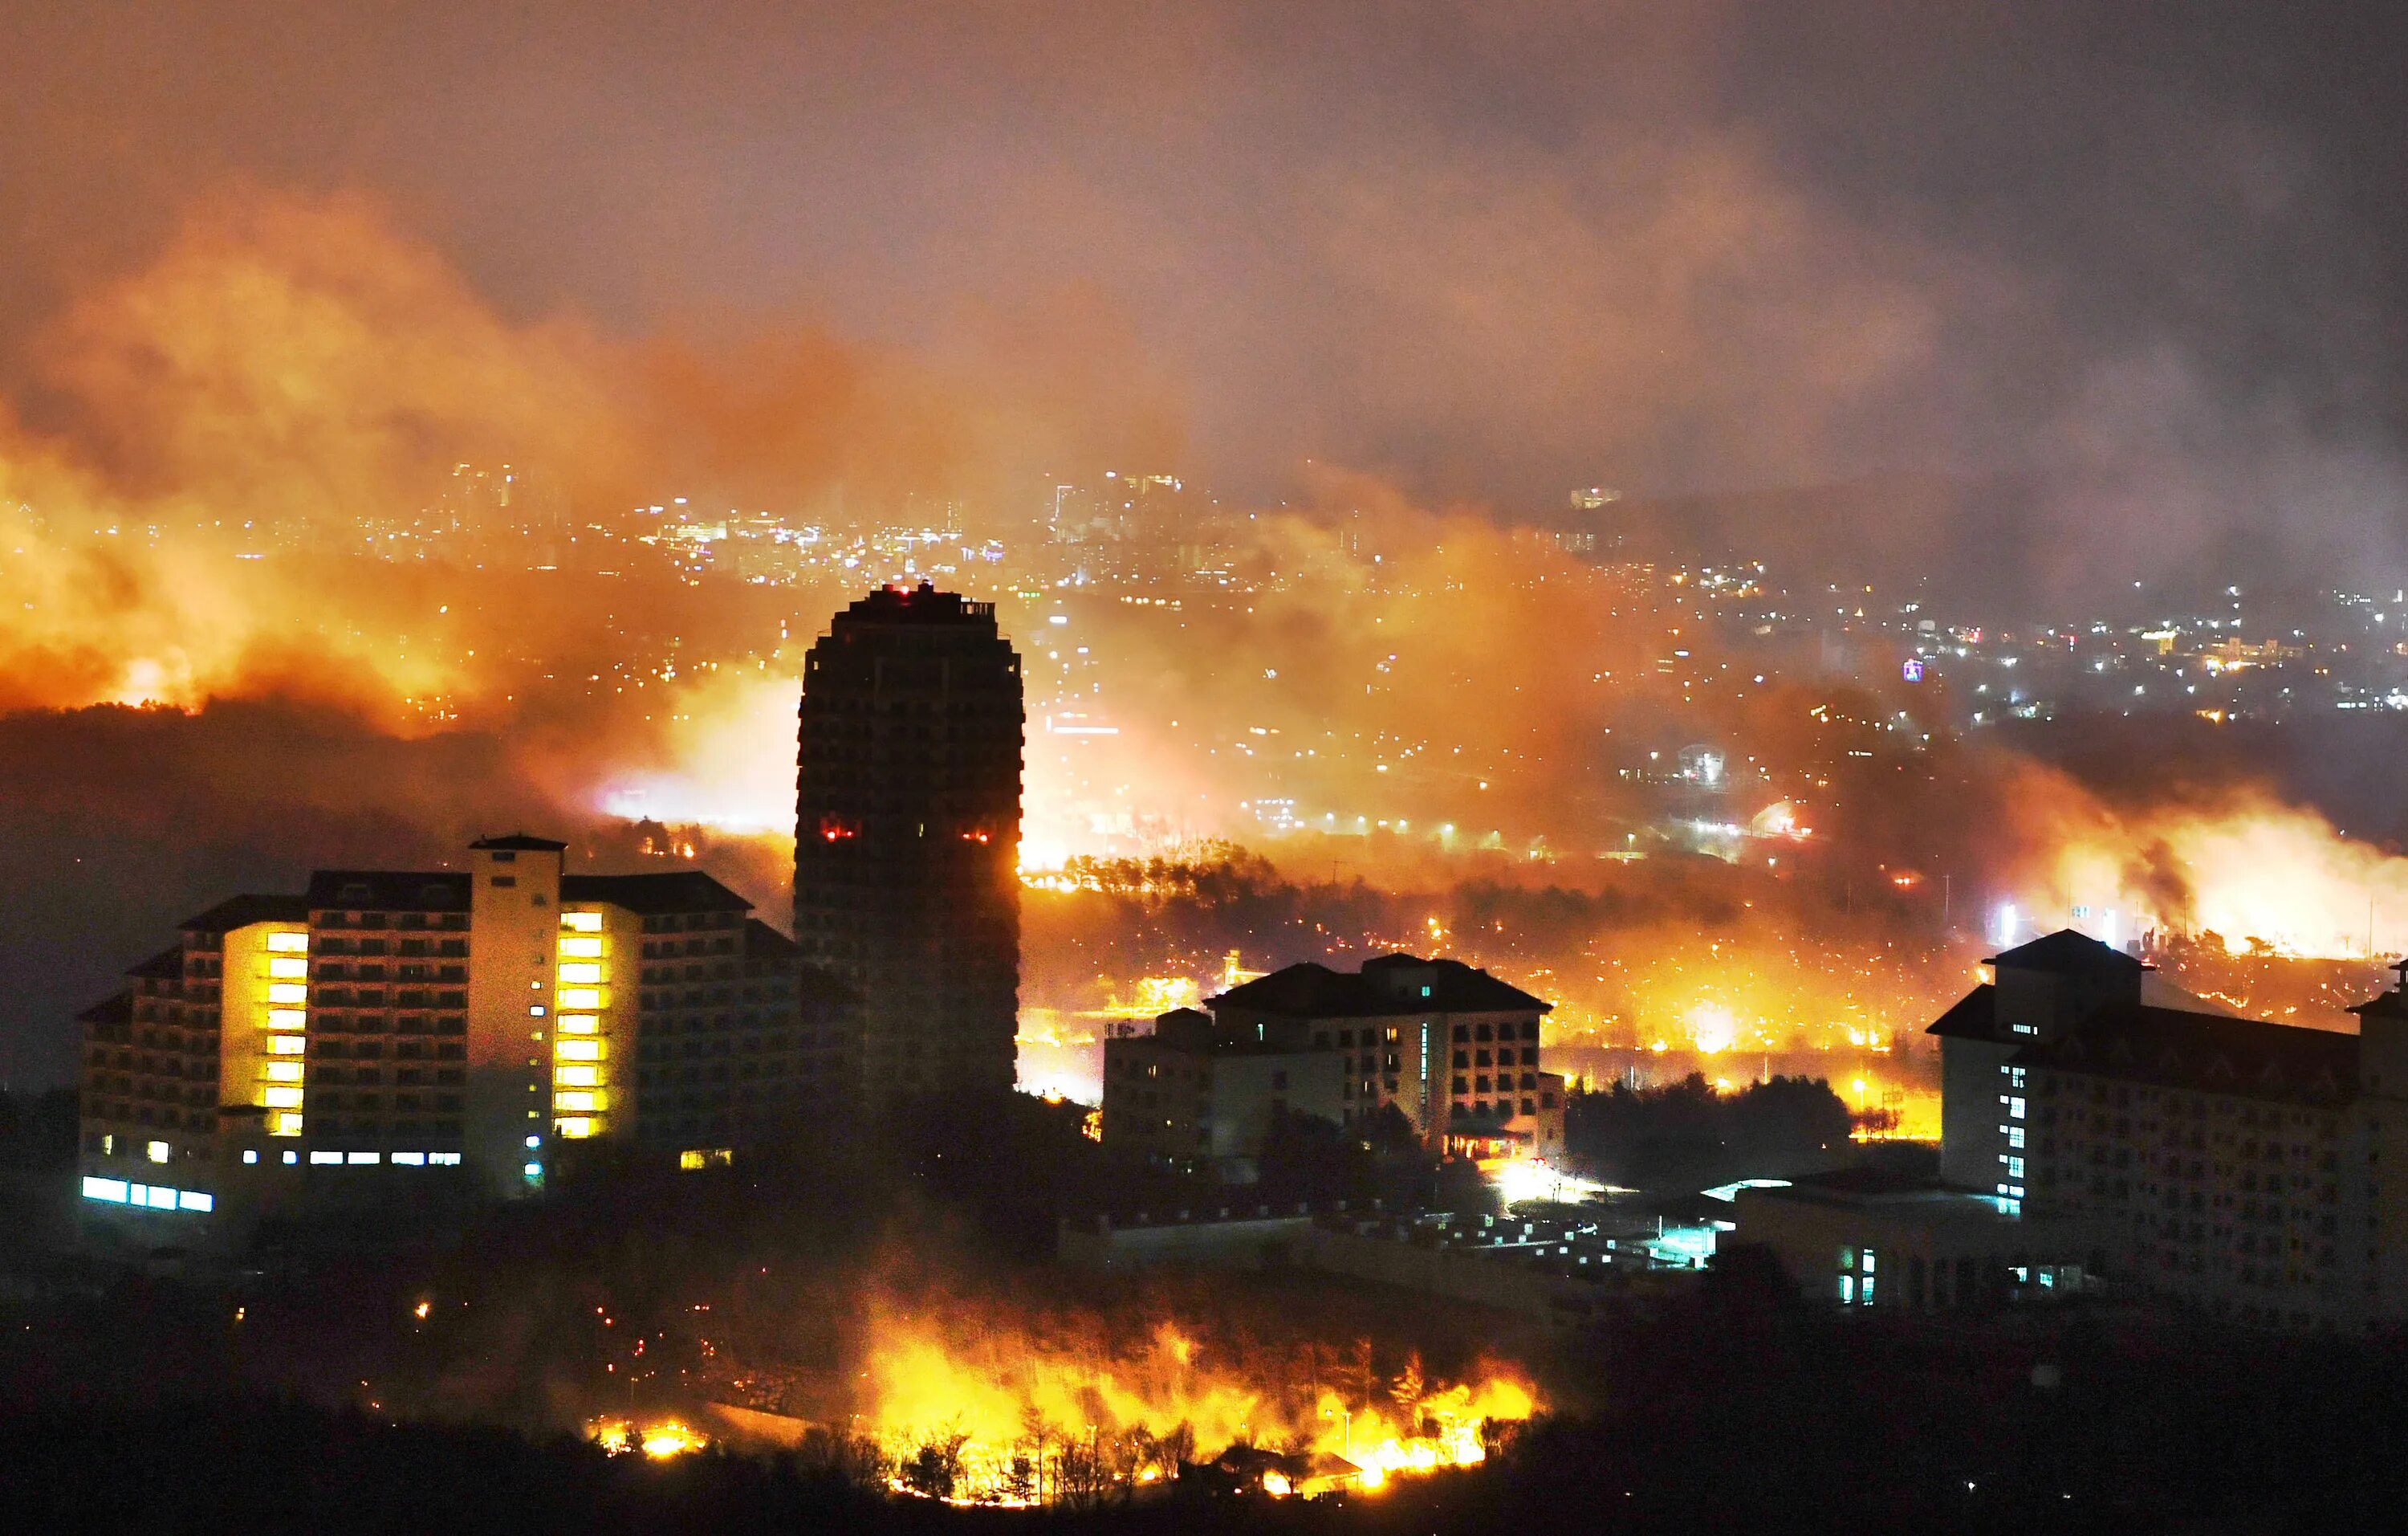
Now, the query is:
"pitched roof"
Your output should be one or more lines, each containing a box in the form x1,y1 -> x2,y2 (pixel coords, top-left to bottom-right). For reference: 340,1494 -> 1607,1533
1211,954 -> 1550,1018
304,870 -> 473,912
126,945 -> 186,981
76,991 -> 132,1026
1987,928 -> 2144,974
470,833 -> 568,852
2014,1004 -> 2358,1106
740,918 -> 799,961
1924,983 -> 1997,1041
560,871 -> 753,915
177,894 -> 313,931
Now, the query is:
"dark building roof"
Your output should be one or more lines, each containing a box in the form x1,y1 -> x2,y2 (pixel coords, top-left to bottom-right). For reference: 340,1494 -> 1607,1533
741,918 -> 799,961
177,894 -> 313,931
560,871 -> 753,915
2349,980 -> 2408,1025
126,946 -> 185,981
1212,954 -> 1550,1018
304,870 -> 473,912
1924,983 -> 1998,1041
829,581 -> 997,629
1987,928 -> 2145,974
2011,1004 -> 2359,1106
470,833 -> 569,852
76,991 -> 132,1026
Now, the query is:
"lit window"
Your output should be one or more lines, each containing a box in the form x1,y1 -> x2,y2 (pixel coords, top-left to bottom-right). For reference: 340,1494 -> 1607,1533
144,1185 -> 177,1210
177,1191 -> 214,1212
265,931 -> 309,952
558,936 -> 604,959
555,1091 -> 598,1112
281,1149 -> 299,1164
347,1151 -> 380,1165
81,1177 -> 130,1204
557,1014 -> 599,1034
101,1134 -> 114,1155
311,1151 -> 343,1165
555,1065 -> 600,1088
145,1140 -> 169,1164
555,1038 -> 602,1062
430,1151 -> 462,1166
266,983 -> 308,1004
269,1036 -> 306,1055
678,1149 -> 708,1171
391,1152 -> 425,1167
242,1150 -> 258,1165
523,1162 -> 543,1180
262,1087 -> 303,1109
557,963 -> 604,985
265,1061 -> 303,1082
559,988 -> 601,1010
555,1117 -> 596,1139
267,1008 -> 306,1029
1838,1275 -> 1856,1303
2007,1096 -> 2026,1119
562,911 -> 603,933
267,957 -> 308,980
271,1114 -> 304,1137
2005,1156 -> 2026,1180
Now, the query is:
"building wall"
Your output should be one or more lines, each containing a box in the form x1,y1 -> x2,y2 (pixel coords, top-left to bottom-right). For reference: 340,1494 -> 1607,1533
2033,1072 -> 2358,1330
220,920 -> 311,1143
551,902 -> 634,1145
467,845 -> 563,1195
1938,1037 -> 2021,1197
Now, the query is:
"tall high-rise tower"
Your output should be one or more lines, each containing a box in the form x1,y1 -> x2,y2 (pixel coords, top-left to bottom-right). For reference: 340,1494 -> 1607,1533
795,583 -> 1024,1102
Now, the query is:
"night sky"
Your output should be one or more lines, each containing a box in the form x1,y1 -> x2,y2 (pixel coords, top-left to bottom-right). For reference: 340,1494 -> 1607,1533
5,2 -> 2405,530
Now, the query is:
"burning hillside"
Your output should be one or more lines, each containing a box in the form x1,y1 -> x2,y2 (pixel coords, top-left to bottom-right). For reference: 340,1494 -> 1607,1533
708,1292 -> 1538,1505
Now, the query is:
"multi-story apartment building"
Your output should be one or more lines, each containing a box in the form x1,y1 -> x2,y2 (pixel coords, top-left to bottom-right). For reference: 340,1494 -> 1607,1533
1101,954 -> 1565,1179
793,582 -> 1023,1104
75,836 -> 850,1232
1932,928 -> 2408,1332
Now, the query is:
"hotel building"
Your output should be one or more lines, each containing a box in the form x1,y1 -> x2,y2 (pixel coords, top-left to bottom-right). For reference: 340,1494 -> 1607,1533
1931,929 -> 2408,1332
75,835 -> 850,1230
1101,954 -> 1565,1179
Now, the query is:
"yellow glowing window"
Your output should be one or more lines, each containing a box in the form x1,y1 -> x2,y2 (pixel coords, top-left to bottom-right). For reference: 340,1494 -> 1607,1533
558,936 -> 604,959
555,1117 -> 596,1139
268,956 -> 308,979
145,1140 -> 169,1164
559,988 -> 601,1010
265,931 -> 309,952
262,1086 -> 304,1109
267,1035 -> 306,1055
270,1113 -> 304,1136
557,962 -> 604,985
264,1061 -> 304,1082
554,1065 -> 600,1088
555,1038 -> 602,1062
266,1008 -> 306,1029
557,1014 -> 599,1034
561,911 -> 603,932
554,1091 -> 598,1112
678,1149 -> 707,1171
266,984 -> 308,1004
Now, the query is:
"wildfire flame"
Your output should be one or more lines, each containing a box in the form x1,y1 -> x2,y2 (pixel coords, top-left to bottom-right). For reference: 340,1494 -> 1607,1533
856,1304 -> 1535,1504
